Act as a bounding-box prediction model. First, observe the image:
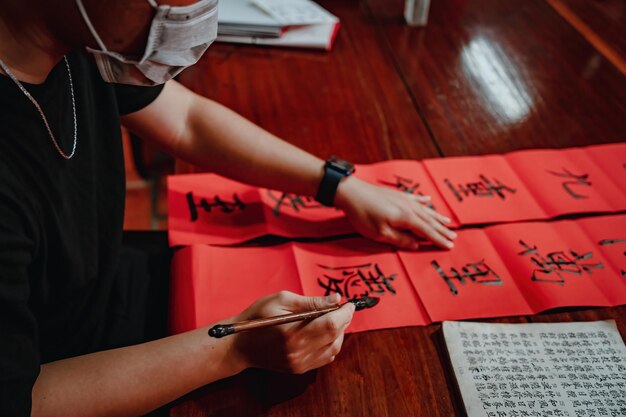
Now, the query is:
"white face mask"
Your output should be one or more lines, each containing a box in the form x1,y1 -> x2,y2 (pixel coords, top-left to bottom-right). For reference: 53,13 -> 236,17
75,0 -> 218,86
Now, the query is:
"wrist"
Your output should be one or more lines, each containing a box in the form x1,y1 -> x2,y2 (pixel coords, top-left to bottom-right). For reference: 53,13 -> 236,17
315,156 -> 355,206
201,316 -> 250,376
334,175 -> 361,211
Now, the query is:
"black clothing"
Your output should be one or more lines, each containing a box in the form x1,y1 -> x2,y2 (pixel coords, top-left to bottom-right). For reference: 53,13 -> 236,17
0,52 -> 163,415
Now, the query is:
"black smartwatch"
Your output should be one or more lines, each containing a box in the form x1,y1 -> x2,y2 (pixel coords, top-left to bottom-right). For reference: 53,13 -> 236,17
315,156 -> 355,206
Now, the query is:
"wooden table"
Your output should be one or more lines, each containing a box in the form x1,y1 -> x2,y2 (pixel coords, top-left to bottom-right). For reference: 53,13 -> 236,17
171,0 -> 626,415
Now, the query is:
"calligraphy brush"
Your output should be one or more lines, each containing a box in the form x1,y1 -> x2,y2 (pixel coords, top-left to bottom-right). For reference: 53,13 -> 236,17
208,296 -> 380,338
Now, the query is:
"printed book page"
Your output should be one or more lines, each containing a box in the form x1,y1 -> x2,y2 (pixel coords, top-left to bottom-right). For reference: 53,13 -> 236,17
443,320 -> 626,417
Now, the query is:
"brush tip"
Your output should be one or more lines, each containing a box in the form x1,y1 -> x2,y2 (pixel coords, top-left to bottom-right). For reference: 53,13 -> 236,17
350,296 -> 380,311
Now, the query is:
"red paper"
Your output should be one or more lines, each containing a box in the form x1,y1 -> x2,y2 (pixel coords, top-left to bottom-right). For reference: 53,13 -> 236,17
294,238 -> 430,332
168,174 -> 267,246
585,142 -> 626,194
169,244 -> 302,334
259,189 -> 352,238
169,239 -> 430,334
506,148 -> 626,216
485,221 -> 612,311
398,229 -> 532,321
423,155 -> 546,224
355,160 -> 459,228
577,214 -> 626,305
169,216 -> 626,334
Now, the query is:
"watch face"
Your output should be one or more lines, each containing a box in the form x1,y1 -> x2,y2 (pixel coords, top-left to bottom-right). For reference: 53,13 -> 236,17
328,156 -> 355,175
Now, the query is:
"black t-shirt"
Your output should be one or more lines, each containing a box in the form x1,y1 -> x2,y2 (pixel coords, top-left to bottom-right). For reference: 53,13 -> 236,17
0,52 -> 163,415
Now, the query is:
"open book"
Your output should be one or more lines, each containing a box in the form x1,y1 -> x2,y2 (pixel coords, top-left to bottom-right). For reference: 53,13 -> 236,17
443,320 -> 626,417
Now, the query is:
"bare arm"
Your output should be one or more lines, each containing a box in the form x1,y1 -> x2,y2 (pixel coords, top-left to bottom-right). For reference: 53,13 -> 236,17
31,292 -> 353,417
32,326 -> 241,417
121,81 -> 324,197
121,81 -> 456,249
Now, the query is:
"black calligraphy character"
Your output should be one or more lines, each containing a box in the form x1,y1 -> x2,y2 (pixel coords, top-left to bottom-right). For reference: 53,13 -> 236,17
266,190 -> 323,217
186,192 -> 245,222
378,175 -> 435,210
431,259 -> 502,295
379,175 -> 420,194
518,240 -> 604,284
546,168 -> 591,199
599,238 -> 626,277
316,263 -> 397,300
444,175 -> 516,202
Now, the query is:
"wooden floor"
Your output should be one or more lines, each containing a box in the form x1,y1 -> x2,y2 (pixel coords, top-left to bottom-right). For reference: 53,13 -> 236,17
122,0 -> 625,230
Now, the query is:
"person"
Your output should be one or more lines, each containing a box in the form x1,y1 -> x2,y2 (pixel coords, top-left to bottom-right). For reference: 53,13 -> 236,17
0,0 -> 456,415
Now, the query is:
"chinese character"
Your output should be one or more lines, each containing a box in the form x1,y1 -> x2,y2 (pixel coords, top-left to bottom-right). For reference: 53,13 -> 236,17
186,192 -> 245,222
546,168 -> 591,199
316,263 -> 397,300
444,175 -> 516,202
266,190 -> 324,217
378,175 -> 435,210
518,240 -> 604,284
599,238 -> 626,277
431,259 -> 503,295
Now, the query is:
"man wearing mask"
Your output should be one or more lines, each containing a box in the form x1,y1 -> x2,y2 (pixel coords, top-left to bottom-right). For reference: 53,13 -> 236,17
0,0 -> 456,415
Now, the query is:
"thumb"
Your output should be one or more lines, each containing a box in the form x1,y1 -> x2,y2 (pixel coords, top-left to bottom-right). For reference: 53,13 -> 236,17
287,293 -> 341,312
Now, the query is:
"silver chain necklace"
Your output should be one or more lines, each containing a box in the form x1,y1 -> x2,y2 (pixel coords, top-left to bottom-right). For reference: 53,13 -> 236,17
0,56 -> 77,159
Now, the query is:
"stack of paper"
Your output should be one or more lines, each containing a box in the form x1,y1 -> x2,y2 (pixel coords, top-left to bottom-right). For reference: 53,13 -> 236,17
217,0 -> 341,50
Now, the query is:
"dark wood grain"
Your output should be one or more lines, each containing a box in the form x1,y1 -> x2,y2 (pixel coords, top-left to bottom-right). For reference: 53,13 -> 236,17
549,0 -> 626,72
168,0 -> 626,415
176,0 -> 439,169
366,0 -> 626,155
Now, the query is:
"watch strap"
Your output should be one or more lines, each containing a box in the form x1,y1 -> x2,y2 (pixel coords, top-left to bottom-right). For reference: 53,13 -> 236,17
315,164 -> 346,206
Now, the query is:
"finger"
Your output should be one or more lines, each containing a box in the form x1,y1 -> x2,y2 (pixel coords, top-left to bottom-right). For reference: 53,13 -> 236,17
422,205 -> 452,225
314,331 -> 346,368
415,208 -> 457,241
414,194 -> 431,203
300,302 -> 354,344
378,225 -> 420,250
399,214 -> 454,249
279,291 -> 341,313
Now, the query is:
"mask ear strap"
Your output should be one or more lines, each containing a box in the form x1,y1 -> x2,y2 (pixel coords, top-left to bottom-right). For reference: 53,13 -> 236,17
75,0 -> 109,52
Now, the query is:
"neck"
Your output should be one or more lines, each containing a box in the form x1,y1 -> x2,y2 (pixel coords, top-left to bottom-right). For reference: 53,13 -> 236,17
0,17 -> 69,84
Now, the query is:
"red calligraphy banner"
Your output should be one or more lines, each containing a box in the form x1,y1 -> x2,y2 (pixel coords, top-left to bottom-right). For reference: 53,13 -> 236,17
398,229 -> 532,322
168,174 -> 267,246
168,144 -> 625,245
506,148 -> 626,217
169,238 -> 430,334
484,221 -> 616,311
169,215 -> 626,335
577,214 -> 626,305
585,142 -> 626,194
422,154 -> 546,224
293,239 -> 430,332
168,174 -> 351,246
168,161 -> 457,246
169,244 -> 302,334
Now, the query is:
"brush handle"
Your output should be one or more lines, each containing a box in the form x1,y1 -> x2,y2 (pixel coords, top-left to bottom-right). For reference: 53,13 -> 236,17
208,297 -> 378,338
208,305 -> 339,338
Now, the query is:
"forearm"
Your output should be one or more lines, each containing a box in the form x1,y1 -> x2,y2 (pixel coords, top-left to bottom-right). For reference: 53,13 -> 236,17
31,326 -> 242,417
178,95 -> 324,196
123,81 -> 325,195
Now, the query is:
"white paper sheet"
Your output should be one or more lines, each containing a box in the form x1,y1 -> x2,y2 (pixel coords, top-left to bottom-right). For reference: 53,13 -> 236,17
443,320 -> 626,417
252,0 -> 338,25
